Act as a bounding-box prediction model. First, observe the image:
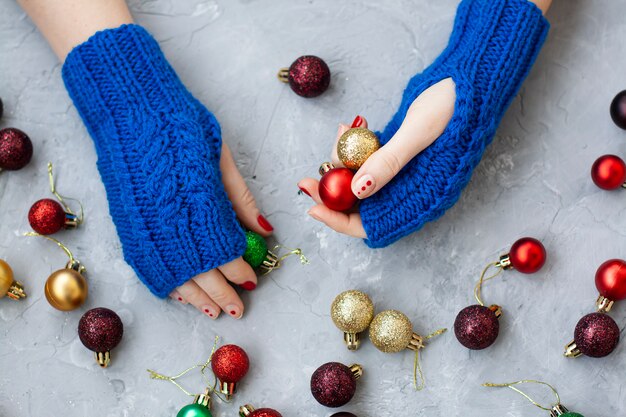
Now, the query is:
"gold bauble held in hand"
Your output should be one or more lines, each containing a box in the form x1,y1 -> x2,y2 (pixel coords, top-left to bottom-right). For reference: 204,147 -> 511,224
337,128 -> 380,170
45,268 -> 88,311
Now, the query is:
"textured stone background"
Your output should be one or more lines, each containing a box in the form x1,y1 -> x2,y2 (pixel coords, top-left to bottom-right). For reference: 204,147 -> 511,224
1,0 -> 625,416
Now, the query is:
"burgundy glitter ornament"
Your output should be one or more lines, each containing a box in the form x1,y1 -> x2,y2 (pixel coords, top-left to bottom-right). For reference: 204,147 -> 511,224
278,55 -> 330,98
239,405 -> 283,417
565,312 -> 620,358
310,362 -> 362,408
0,128 -> 33,171
78,307 -> 124,367
454,305 -> 500,350
330,413 -> 357,417
610,90 -> 626,130
211,344 -> 249,400
28,199 -> 67,235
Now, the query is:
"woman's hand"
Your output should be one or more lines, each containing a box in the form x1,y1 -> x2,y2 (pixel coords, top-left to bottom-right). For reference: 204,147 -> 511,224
170,143 -> 273,319
298,78 -> 456,238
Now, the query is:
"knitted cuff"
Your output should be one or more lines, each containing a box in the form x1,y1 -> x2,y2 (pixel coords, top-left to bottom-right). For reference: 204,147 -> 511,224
360,0 -> 549,248
62,24 -> 246,297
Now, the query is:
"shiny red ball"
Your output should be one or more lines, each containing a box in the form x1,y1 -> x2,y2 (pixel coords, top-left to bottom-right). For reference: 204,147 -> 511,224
595,259 -> 626,302
249,408 -> 283,417
310,362 -> 357,408
591,155 -> 626,190
574,312 -> 620,358
454,305 -> 500,350
78,308 -> 124,352
288,56 -> 330,98
610,90 -> 626,130
0,128 -> 33,170
509,237 -> 546,274
28,198 -> 67,235
211,344 -> 249,383
319,168 -> 358,212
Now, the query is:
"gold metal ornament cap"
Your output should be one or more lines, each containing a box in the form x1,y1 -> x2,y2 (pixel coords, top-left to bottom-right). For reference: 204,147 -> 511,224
369,310 -> 415,353
564,340 -> 582,358
596,295 -> 614,313
217,380 -> 237,401
193,388 -> 212,409
239,404 -> 255,417
336,128 -> 381,170
0,259 -> 26,300
496,254 -> 513,270
349,363 -> 363,380
95,351 -> 111,368
44,268 -> 88,311
550,404 -> 570,417
319,162 -> 335,176
331,290 -> 375,350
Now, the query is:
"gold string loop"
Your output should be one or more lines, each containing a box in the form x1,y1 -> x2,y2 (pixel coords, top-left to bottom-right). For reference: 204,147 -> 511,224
23,232 -> 84,273
482,379 -> 561,411
262,244 -> 309,275
48,162 -> 84,224
413,328 -> 447,391
474,261 -> 504,306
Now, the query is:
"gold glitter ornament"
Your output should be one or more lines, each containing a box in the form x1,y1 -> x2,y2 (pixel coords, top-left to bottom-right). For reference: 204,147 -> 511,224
336,128 -> 380,170
330,290 -> 375,350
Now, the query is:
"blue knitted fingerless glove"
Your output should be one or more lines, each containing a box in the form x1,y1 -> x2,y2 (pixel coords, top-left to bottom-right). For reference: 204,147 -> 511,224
360,0 -> 549,248
62,24 -> 246,297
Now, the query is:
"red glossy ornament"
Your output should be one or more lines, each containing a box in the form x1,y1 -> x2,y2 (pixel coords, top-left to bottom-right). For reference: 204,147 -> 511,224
211,344 -> 249,399
319,167 -> 358,212
0,128 -> 33,171
508,237 -> 546,274
595,259 -> 626,302
28,199 -> 68,235
591,155 -> 626,190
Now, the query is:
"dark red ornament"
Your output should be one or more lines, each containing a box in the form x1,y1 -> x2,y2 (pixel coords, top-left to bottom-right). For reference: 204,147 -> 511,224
331,413 -> 357,417
0,128 -> 33,171
319,166 -> 358,212
454,305 -> 500,350
566,312 -> 620,358
28,199 -> 68,235
610,90 -> 626,130
279,56 -> 330,98
211,344 -> 249,399
310,362 -> 361,408
507,237 -> 546,274
0,97 -> 3,120
595,259 -> 626,303
591,155 -> 626,190
78,307 -> 124,367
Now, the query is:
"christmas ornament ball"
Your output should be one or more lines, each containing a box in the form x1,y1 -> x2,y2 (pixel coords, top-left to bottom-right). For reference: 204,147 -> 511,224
368,309 -> 414,353
0,97 -> 3,120
319,168 -> 358,212
0,127 -> 33,170
561,414 -> 584,417
610,90 -> 626,130
509,237 -> 546,274
45,268 -> 88,311
248,408 -> 283,417
573,312 -> 620,358
310,362 -> 360,408
243,231 -> 268,269
591,155 -> 626,190
0,259 -> 15,297
211,344 -> 250,383
78,308 -> 124,353
177,404 -> 213,417
454,305 -> 500,350
595,259 -> 626,302
336,128 -> 380,170
28,199 -> 67,235
284,55 -> 330,98
331,290 -> 374,334
330,414 -> 357,417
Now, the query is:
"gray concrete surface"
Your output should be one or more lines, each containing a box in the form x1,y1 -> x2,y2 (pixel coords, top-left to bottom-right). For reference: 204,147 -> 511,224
1,0 -> 625,416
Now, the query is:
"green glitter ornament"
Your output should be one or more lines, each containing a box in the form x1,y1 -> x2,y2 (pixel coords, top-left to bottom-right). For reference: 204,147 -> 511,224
242,231 -> 308,274
176,390 -> 212,417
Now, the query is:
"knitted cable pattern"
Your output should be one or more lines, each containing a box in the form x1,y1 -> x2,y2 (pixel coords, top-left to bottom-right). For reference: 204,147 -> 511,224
360,0 -> 550,248
62,24 -> 246,298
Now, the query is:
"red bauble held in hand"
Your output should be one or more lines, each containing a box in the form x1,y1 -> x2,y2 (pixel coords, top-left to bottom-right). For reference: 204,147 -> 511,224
591,155 -> 626,190
318,163 -> 358,212
211,344 -> 249,400
595,259 -> 626,312
507,237 -> 546,274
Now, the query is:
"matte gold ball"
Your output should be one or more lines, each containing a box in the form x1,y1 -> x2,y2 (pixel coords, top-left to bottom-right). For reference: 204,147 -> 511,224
337,128 -> 380,170
331,290 -> 375,333
369,310 -> 414,353
0,259 -> 14,297
45,269 -> 88,311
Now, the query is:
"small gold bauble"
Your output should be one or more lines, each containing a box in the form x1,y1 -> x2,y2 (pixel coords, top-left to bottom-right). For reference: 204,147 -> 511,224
331,290 -> 374,333
336,128 -> 380,170
45,269 -> 88,311
369,310 -> 414,353
0,260 -> 15,296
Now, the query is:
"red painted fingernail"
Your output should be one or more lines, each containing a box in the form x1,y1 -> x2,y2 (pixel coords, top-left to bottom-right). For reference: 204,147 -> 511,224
299,186 -> 311,197
240,281 -> 257,291
351,115 -> 364,128
257,214 -> 274,232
